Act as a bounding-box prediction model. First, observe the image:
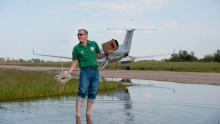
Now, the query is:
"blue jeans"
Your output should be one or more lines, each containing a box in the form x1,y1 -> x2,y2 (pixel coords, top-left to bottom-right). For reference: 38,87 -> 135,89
76,68 -> 100,103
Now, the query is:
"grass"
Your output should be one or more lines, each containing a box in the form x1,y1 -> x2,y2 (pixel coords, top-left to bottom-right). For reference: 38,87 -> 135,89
1,61 -> 219,73
0,61 -> 73,67
104,61 -> 220,73
1,61 -> 219,101
0,69 -> 126,102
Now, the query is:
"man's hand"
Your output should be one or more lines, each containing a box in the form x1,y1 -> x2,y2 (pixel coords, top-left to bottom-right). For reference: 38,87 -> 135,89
106,50 -> 113,55
97,50 -> 113,59
54,71 -> 72,84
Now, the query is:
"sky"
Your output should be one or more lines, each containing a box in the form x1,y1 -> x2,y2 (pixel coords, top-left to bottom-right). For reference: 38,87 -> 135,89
0,0 -> 220,61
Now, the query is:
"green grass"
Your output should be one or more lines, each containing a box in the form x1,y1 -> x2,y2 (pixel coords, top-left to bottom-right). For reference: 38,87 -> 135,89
105,61 -> 220,73
0,62 -> 73,67
0,69 -> 126,102
1,61 -> 219,72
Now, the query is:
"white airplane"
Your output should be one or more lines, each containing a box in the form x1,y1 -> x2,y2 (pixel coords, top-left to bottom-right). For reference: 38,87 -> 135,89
33,29 -> 171,70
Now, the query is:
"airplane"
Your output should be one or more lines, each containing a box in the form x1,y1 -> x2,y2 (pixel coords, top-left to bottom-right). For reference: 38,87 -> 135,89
33,29 -> 171,70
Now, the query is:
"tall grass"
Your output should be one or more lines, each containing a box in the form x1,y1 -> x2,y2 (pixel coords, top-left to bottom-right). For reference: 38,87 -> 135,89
0,69 -> 126,101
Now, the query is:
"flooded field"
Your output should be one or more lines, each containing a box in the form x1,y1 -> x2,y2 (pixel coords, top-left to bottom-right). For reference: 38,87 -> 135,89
0,79 -> 220,124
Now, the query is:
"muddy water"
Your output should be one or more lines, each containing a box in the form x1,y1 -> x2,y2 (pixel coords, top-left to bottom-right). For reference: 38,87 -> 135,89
0,79 -> 220,124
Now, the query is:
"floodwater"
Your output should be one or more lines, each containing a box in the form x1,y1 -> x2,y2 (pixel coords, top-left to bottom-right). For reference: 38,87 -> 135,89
0,79 -> 220,124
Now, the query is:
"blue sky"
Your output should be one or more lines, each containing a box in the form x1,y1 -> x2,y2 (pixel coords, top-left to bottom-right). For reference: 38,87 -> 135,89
0,0 -> 220,61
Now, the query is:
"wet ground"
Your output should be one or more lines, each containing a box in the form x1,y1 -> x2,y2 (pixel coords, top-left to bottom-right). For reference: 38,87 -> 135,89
0,79 -> 220,124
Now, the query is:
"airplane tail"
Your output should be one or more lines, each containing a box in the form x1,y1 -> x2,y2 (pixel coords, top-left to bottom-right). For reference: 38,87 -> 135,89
107,28 -> 157,52
122,29 -> 135,51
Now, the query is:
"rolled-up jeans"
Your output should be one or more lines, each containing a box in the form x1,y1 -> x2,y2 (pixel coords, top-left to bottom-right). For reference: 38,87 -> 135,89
76,68 -> 100,103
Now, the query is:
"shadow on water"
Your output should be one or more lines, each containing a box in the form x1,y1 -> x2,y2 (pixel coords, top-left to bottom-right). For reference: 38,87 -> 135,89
1,78 -> 220,124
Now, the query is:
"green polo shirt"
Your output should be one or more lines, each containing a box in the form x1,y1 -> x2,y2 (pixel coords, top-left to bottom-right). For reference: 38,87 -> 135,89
72,40 -> 101,68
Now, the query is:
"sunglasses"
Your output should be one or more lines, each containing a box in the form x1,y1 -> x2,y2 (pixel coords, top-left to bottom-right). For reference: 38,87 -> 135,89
77,34 -> 87,36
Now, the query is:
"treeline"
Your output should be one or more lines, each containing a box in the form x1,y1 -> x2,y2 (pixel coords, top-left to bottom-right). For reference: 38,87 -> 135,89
165,49 -> 220,62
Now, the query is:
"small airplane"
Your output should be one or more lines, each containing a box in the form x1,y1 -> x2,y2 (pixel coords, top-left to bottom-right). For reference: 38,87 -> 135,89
33,29 -> 171,70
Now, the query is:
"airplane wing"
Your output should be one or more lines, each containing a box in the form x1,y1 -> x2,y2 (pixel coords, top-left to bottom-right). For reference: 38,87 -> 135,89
33,49 -> 72,59
119,53 -> 171,62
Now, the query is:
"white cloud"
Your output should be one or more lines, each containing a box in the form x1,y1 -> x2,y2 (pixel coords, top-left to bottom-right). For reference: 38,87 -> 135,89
162,21 -> 178,27
145,94 -> 151,98
35,49 -> 45,54
114,30 -> 126,35
78,0 -> 173,15
144,30 -> 158,34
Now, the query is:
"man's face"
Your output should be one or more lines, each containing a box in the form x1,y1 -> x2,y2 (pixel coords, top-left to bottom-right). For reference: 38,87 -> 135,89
77,30 -> 88,42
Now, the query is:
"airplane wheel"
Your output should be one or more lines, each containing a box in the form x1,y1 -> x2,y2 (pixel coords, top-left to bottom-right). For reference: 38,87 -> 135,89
126,66 -> 130,70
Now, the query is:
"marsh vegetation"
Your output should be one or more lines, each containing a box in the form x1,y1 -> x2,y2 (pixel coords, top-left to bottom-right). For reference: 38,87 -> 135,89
0,69 -> 126,101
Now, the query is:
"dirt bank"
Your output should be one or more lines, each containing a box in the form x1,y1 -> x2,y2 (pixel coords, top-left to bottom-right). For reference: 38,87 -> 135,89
1,65 -> 220,86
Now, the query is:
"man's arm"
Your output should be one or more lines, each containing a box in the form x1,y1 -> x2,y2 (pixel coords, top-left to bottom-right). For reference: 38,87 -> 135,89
96,53 -> 106,59
67,60 -> 78,74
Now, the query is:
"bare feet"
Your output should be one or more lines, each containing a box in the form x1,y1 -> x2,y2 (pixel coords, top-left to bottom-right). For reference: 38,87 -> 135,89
76,113 -> 82,118
86,112 -> 91,116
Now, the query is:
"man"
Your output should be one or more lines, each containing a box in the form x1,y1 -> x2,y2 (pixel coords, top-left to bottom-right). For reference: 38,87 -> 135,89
67,29 -> 112,118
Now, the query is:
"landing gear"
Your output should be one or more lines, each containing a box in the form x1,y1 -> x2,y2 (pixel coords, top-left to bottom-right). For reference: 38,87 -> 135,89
121,61 -> 131,70
125,62 -> 131,70
125,66 -> 130,70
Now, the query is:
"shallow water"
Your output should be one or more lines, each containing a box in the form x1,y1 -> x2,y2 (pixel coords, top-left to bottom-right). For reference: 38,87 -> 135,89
0,79 -> 220,124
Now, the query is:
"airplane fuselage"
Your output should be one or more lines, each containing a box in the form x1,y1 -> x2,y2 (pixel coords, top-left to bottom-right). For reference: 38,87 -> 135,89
99,47 -> 130,62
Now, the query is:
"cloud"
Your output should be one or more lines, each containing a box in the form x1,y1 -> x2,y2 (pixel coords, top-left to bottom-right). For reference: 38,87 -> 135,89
35,49 -> 45,54
77,0 -> 173,15
162,21 -> 178,27
145,94 -> 151,98
144,29 -> 158,34
113,30 -> 126,35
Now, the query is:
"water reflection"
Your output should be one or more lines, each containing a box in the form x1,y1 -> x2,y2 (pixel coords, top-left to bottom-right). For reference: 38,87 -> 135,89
135,83 -> 176,94
76,116 -> 92,124
114,88 -> 131,101
114,88 -> 134,122
76,88 -> 133,124
1,79 -> 220,124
